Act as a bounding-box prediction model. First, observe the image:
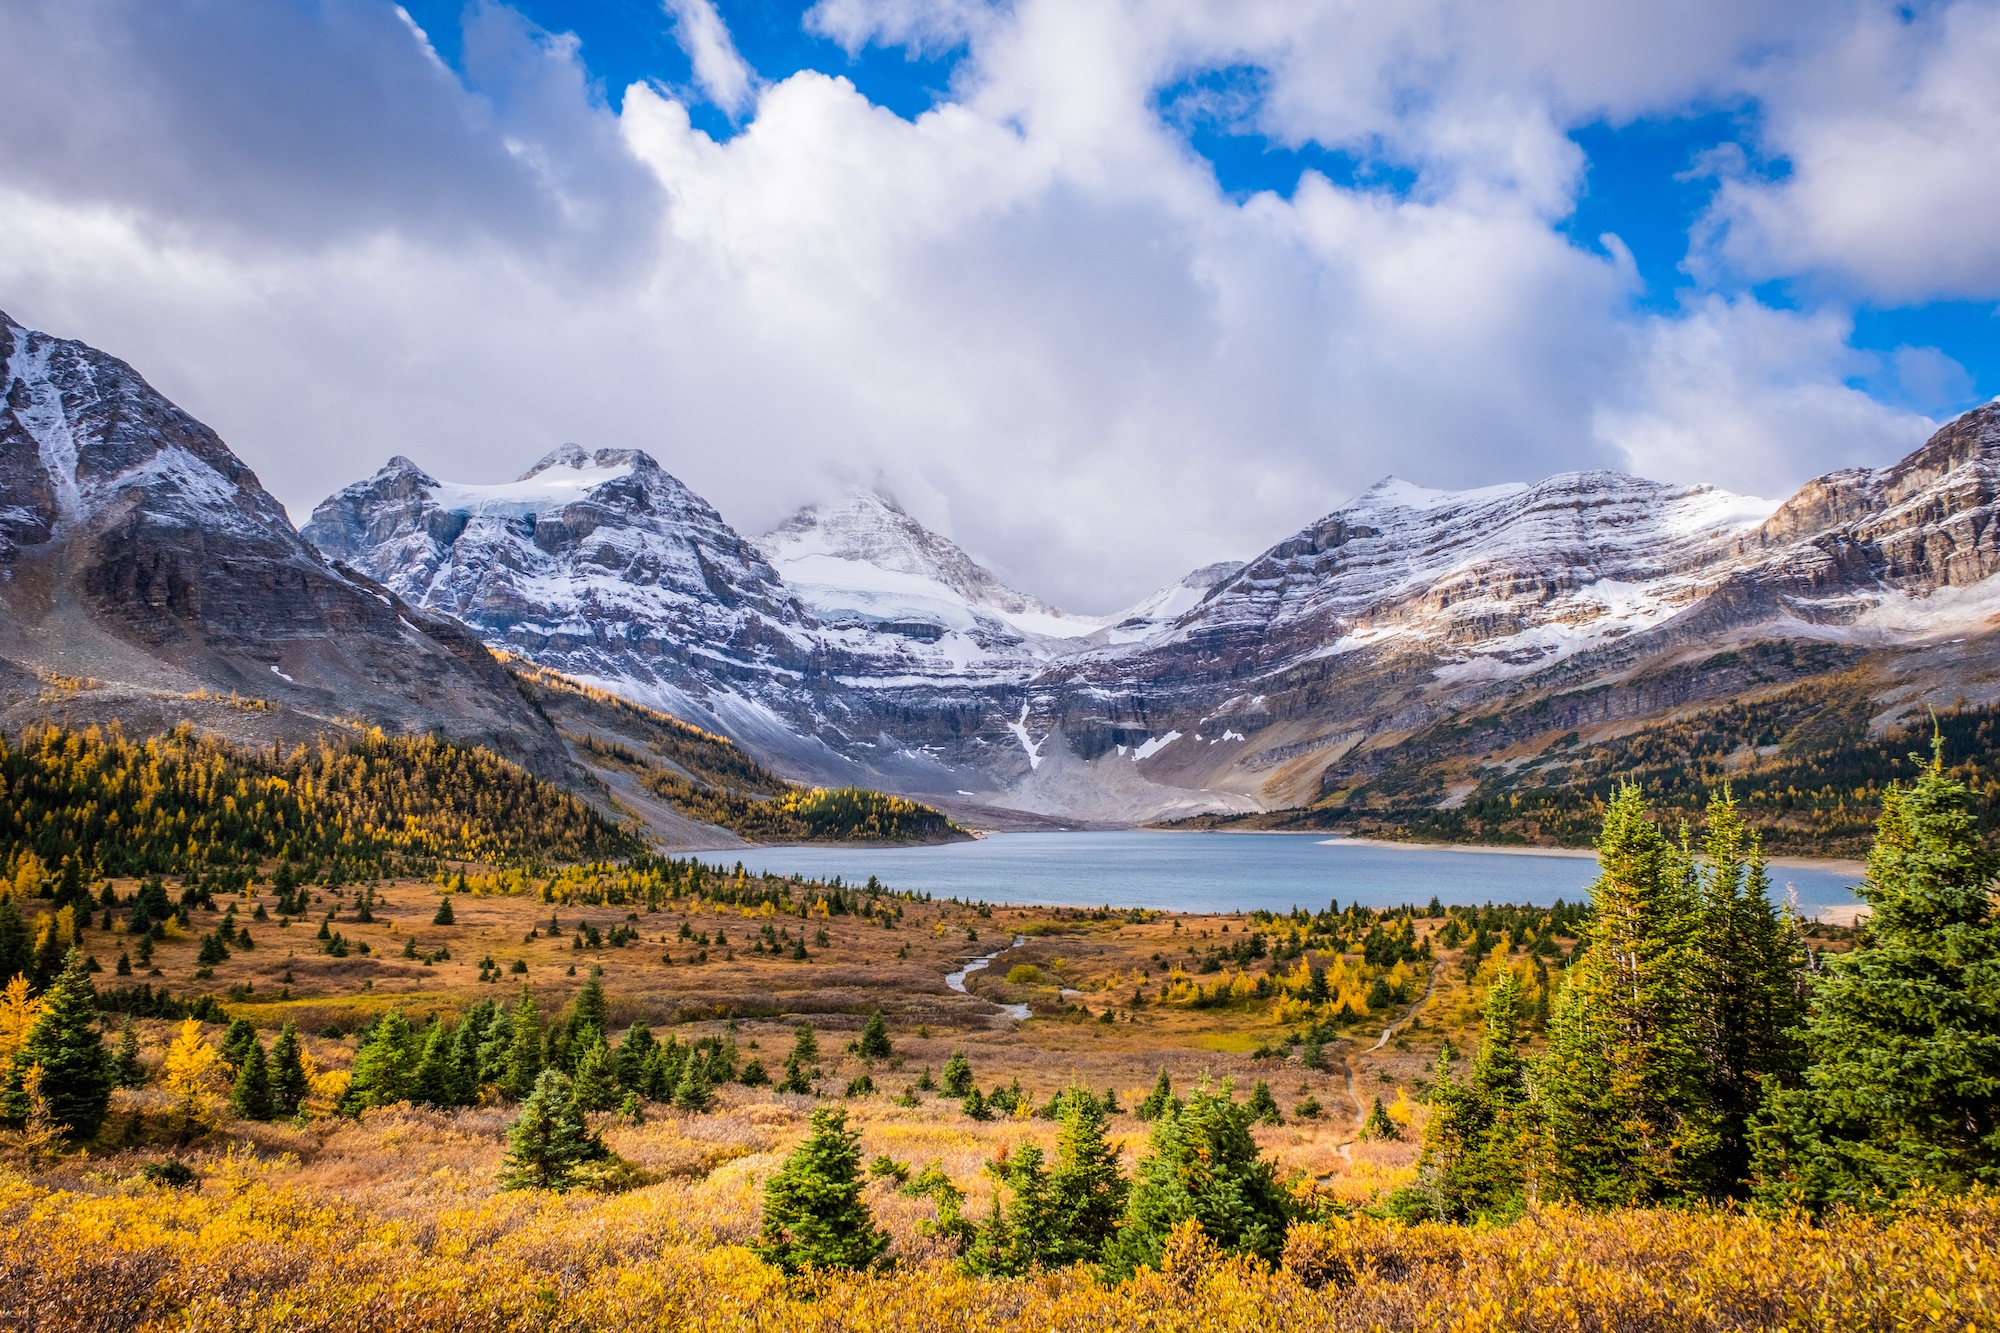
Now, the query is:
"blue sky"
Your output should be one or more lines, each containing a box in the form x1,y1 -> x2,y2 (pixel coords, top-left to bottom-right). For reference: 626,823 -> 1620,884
402,0 -> 1995,416
4,0 -> 1999,608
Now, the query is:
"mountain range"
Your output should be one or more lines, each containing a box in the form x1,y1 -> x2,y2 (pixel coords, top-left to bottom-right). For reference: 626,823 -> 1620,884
8,309 -> 1999,837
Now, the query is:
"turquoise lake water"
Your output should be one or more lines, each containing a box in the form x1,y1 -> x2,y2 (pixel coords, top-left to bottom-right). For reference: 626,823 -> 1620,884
725,830 -> 1864,917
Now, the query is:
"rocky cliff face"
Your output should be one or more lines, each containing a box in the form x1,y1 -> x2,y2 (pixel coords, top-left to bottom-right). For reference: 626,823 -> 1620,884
0,312 -> 566,777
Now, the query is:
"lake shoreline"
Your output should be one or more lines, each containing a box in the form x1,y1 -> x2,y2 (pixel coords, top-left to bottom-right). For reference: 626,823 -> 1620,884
725,828 -> 1865,919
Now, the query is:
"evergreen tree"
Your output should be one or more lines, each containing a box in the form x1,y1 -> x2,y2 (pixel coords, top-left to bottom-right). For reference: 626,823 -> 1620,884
410,1019 -> 458,1107
0,900 -> 30,984
573,1036 -> 618,1112
229,1037 -> 273,1120
1136,1066 -> 1180,1122
1755,748 -> 2000,1209
963,1143 -> 1058,1276
673,1057 -> 713,1112
432,896 -> 455,926
792,1022 -> 820,1065
940,1048 -> 974,1098
1691,790 -> 1808,1197
1401,969 -> 1532,1223
565,969 -> 608,1056
1363,1095 -> 1401,1141
268,1021 -> 309,1116
754,1107 -> 889,1273
858,1010 -> 892,1060
776,1051 -> 813,1096
615,1020 -> 655,1092
1047,1086 -> 1128,1265
497,1069 -> 609,1191
220,1018 -> 261,1073
344,1009 -> 419,1111
446,1006 -> 485,1104
113,1015 -> 144,1088
30,922 -> 66,991
1245,1079 -> 1281,1126
505,988 -> 544,1100
1101,1082 -> 1290,1280
8,949 -> 113,1140
1534,786 -> 1718,1208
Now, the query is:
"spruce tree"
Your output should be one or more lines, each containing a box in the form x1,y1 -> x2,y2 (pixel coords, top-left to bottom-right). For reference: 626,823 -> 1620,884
113,1015 -> 145,1088
450,1002 -> 490,1103
1535,786 -> 1718,1208
1245,1080 -> 1281,1125
1363,1095 -> 1401,1141
220,1018 -> 260,1073
963,1143 -> 1058,1276
497,1068 -> 609,1191
0,899 -> 30,986
672,1057 -> 713,1112
1047,1086 -> 1128,1265
432,896 -> 455,926
410,1019 -> 458,1107
1137,1066 -> 1179,1121
505,987 -> 544,1100
1101,1081 -> 1290,1280
858,1010 -> 892,1060
268,1021 -> 309,1116
229,1037 -> 273,1120
615,1020 -> 655,1092
940,1048 -> 973,1098
9,948 -> 113,1140
565,969 -> 608,1057
1754,748 -> 2000,1209
754,1107 -> 889,1273
344,1009 -> 419,1111
572,1036 -> 617,1112
1691,790 -> 1807,1196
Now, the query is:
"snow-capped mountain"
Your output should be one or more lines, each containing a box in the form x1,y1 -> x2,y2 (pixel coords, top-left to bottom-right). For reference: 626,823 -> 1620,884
23,277 -> 1975,829
0,311 -> 564,774
298,401 -> 2000,823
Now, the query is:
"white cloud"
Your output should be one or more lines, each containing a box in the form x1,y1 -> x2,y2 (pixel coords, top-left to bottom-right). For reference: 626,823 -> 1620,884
664,0 -> 759,117
0,0 -> 1983,613
1598,297 -> 1934,497
1701,1 -> 2000,302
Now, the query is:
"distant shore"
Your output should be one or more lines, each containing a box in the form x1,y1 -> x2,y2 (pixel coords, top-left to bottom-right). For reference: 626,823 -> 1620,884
1157,827 -> 1871,879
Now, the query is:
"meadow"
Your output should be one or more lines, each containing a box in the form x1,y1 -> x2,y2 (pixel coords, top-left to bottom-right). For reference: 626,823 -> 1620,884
5,753 -> 1997,1330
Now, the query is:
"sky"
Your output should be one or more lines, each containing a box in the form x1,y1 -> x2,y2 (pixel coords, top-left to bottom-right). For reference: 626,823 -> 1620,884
2,0 -> 1997,613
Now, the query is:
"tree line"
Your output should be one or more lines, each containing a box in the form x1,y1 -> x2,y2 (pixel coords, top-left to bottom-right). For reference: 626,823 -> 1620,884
0,722 -> 638,885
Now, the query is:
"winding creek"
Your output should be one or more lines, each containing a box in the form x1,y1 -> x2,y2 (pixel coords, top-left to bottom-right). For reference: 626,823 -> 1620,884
943,934 -> 1032,1020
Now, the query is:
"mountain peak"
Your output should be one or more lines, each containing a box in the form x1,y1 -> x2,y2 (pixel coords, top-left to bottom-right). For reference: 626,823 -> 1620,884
760,487 -> 1073,626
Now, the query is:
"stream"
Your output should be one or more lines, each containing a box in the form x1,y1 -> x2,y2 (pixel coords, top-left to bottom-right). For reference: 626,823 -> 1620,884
944,934 -> 1031,1020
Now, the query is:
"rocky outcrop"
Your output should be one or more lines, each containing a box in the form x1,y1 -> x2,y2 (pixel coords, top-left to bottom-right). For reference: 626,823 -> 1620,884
0,311 -> 568,777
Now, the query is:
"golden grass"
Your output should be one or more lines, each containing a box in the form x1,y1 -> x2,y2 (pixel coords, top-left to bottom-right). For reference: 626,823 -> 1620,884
5,1117 -> 1993,1333
35,880 -> 1994,1330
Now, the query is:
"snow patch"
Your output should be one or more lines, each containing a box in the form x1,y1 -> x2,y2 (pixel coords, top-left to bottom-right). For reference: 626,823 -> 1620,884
1006,704 -> 1047,770
426,457 -> 636,519
1131,731 -> 1181,761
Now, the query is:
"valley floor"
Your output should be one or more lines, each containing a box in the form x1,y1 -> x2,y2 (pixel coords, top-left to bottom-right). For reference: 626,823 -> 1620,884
9,879 -> 1988,1331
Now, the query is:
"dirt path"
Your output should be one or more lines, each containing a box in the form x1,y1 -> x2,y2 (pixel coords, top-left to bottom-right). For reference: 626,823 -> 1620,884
1335,959 -> 1445,1143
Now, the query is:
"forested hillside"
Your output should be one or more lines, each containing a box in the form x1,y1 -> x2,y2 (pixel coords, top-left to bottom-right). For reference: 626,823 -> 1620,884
1184,685 -> 2000,856
0,722 -> 639,885
512,660 -> 967,845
